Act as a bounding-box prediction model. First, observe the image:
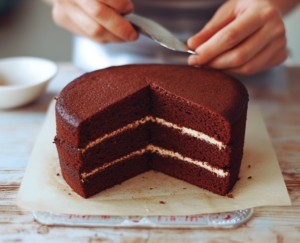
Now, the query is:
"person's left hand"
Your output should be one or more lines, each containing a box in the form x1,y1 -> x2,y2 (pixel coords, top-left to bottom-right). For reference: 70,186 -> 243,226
187,0 -> 288,75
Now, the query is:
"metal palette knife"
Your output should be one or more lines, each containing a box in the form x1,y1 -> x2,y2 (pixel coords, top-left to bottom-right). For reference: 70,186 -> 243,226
125,14 -> 196,55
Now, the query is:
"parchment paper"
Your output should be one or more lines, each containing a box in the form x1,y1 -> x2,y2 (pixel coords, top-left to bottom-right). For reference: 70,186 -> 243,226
16,100 -> 291,215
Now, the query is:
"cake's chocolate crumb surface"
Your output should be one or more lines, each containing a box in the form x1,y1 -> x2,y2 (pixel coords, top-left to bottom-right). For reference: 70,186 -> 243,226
55,64 -> 249,199
56,65 -> 248,147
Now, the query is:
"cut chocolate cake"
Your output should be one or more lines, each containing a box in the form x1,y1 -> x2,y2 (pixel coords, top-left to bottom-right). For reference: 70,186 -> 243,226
54,64 -> 248,198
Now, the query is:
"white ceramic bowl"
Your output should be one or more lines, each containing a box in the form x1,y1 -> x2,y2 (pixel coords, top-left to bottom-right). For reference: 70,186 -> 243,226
0,57 -> 58,109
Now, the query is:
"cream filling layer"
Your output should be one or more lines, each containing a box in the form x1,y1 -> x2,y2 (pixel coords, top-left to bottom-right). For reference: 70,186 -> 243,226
81,144 -> 229,181
81,116 -> 225,153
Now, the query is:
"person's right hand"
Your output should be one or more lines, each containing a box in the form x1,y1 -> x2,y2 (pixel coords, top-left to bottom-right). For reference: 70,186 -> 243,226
52,0 -> 139,44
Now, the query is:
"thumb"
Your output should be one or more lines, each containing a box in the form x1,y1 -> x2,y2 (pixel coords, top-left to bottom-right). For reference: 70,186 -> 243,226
188,1 -> 235,50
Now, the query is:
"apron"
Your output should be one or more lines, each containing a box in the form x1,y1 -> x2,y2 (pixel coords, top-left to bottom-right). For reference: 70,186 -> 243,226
73,0 -> 226,71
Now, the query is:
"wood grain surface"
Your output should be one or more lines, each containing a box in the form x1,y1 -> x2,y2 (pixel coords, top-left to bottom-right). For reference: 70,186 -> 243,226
0,63 -> 299,242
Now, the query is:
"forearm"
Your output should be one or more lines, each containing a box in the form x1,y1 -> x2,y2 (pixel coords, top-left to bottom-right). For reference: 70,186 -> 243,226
270,0 -> 300,15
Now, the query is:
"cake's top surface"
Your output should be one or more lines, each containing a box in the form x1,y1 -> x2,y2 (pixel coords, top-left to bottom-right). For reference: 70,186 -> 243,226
57,64 -> 248,126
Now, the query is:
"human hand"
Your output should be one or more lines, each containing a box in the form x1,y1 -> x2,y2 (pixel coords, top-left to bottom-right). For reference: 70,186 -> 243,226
52,0 -> 139,43
187,0 -> 288,75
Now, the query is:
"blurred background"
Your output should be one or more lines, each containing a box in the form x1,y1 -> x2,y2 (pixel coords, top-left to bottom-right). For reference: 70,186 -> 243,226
0,0 -> 300,64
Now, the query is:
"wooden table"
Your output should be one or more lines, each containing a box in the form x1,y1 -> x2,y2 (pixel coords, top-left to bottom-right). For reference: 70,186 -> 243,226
0,63 -> 299,242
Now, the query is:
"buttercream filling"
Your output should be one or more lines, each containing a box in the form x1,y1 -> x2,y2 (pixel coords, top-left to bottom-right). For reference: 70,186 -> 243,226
81,144 -> 229,182
81,116 -> 225,153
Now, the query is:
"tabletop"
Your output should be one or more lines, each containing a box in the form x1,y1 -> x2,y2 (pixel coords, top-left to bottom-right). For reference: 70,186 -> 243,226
0,63 -> 299,242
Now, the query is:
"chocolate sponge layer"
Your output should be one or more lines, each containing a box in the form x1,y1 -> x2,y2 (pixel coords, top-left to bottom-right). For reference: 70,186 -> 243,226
56,65 -> 249,148
150,153 -> 239,196
56,115 -> 245,176
55,122 -> 151,173
56,86 -> 151,148
60,153 -> 151,198
59,150 -> 242,198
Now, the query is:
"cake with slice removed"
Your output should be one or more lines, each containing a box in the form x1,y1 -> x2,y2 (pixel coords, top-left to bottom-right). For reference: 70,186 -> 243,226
54,64 -> 249,198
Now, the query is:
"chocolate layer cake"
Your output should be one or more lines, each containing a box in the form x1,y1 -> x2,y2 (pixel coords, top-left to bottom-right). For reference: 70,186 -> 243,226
54,65 -> 249,198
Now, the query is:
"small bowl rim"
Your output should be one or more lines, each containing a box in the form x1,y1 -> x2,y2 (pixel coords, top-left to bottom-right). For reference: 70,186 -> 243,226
0,56 -> 58,91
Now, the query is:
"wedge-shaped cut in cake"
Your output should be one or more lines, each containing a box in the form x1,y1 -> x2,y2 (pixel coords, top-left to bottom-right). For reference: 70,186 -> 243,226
54,65 -> 249,198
